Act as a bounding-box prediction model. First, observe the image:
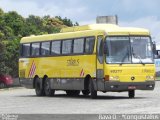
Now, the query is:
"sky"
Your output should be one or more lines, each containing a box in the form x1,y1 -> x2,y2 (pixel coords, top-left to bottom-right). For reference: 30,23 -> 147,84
0,0 -> 160,43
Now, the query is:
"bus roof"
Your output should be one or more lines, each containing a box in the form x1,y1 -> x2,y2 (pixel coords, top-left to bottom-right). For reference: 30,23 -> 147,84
21,24 -> 150,43
60,24 -> 150,35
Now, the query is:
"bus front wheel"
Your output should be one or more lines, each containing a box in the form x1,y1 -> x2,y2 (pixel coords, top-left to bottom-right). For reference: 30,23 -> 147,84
35,77 -> 45,96
128,90 -> 135,98
44,78 -> 55,97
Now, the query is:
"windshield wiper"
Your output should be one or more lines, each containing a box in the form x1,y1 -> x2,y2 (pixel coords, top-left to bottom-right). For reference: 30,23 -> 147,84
133,53 -> 145,65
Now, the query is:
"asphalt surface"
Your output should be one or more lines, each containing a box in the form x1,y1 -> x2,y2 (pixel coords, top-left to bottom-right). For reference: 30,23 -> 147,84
0,81 -> 160,114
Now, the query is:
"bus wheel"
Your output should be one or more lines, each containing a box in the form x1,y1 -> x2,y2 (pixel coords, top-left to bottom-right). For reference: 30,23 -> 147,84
35,77 -> 45,96
44,78 -> 55,97
82,90 -> 90,96
128,90 -> 135,98
66,90 -> 80,96
89,78 -> 97,99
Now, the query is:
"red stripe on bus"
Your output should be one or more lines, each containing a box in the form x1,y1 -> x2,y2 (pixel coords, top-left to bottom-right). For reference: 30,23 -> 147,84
31,62 -> 36,77
28,61 -> 36,77
28,61 -> 34,77
80,69 -> 84,77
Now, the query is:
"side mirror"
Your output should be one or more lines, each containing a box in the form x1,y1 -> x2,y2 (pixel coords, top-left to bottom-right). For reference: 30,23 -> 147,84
157,50 -> 160,58
152,42 -> 156,55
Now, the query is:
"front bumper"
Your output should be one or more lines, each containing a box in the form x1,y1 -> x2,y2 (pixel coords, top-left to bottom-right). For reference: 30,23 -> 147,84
103,81 -> 155,92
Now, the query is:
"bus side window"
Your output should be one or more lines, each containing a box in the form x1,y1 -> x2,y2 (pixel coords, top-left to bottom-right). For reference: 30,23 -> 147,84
51,41 -> 61,55
41,42 -> 50,56
31,43 -> 40,56
62,40 -> 72,54
22,43 -> 30,57
85,37 -> 95,54
73,38 -> 84,54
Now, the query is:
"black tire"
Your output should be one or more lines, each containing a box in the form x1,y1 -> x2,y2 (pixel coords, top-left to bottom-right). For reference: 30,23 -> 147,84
128,90 -> 135,98
82,90 -> 90,96
66,90 -> 80,96
0,82 -> 6,89
89,78 -> 97,99
44,78 -> 55,97
35,77 -> 45,96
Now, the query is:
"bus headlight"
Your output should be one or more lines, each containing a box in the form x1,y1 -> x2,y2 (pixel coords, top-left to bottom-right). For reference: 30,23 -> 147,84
110,76 -> 120,81
146,76 -> 154,81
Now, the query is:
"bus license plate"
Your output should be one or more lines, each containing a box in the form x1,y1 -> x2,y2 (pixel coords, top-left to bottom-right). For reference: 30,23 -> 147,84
128,86 -> 136,89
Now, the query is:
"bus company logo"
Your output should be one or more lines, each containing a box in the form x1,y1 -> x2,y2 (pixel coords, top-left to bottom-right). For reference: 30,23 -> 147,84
28,61 -> 36,78
80,69 -> 85,77
67,58 -> 79,66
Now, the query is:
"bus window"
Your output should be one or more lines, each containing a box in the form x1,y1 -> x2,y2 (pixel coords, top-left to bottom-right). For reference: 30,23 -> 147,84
73,38 -> 84,54
131,37 -> 153,63
22,43 -> 30,57
85,37 -> 95,54
51,41 -> 61,55
31,43 -> 40,56
62,40 -> 72,54
41,42 -> 50,56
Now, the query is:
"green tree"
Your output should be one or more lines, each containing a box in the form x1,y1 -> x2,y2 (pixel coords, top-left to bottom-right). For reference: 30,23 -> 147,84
0,8 -> 79,77
74,22 -> 79,26
56,16 -> 73,26
25,15 -> 44,35
0,41 -> 9,75
0,39 -> 20,76
0,8 -> 4,15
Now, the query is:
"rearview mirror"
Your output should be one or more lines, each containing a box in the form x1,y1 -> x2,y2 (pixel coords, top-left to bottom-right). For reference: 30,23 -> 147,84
152,41 -> 156,55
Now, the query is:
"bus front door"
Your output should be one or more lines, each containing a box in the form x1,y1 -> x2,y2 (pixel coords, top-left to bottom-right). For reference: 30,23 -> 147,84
96,36 -> 105,91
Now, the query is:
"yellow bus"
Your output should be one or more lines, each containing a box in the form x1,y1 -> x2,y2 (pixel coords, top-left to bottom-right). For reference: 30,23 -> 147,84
19,24 -> 155,98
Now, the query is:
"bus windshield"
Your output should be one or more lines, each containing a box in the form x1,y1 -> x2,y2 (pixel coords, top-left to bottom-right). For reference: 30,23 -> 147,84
106,36 -> 153,64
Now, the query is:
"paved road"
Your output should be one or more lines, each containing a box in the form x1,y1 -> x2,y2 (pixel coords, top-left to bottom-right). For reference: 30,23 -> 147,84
0,81 -> 160,114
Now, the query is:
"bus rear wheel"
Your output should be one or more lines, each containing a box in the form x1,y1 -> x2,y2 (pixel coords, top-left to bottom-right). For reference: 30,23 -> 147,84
44,78 -> 55,97
128,90 -> 135,98
89,78 -> 97,99
66,90 -> 80,96
35,77 -> 45,96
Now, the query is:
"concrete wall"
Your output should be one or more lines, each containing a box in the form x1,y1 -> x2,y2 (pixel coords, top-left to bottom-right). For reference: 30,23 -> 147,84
96,16 -> 118,24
